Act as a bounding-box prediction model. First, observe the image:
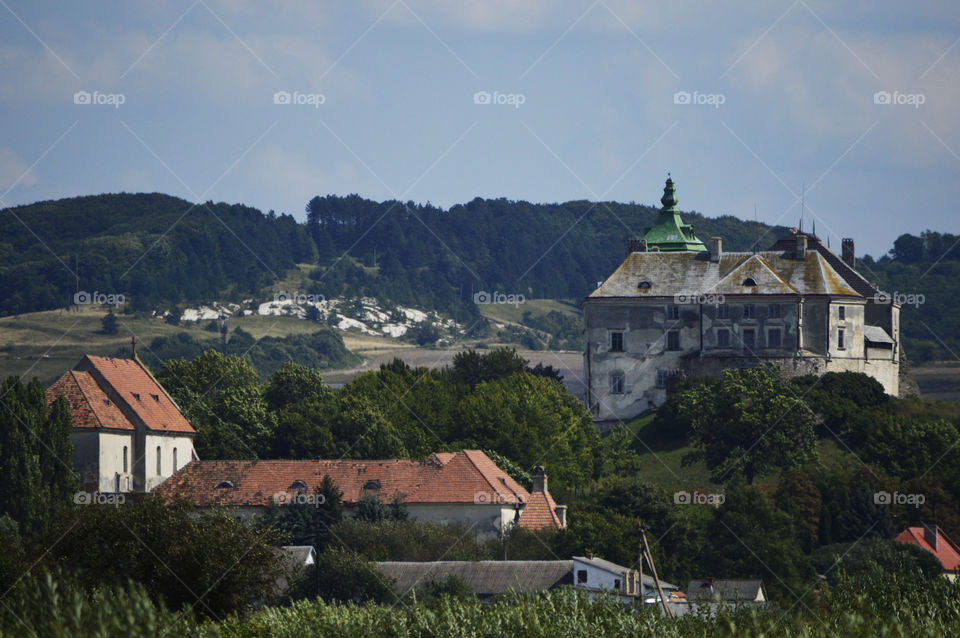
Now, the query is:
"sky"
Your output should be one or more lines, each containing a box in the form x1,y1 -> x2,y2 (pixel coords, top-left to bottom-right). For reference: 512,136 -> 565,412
1,1 -> 958,258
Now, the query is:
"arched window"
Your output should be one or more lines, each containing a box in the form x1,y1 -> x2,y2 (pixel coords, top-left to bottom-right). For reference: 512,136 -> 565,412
215,480 -> 235,489
638,281 -> 651,290
289,480 -> 308,490
742,277 -> 757,286
156,446 -> 161,475
363,480 -> 381,490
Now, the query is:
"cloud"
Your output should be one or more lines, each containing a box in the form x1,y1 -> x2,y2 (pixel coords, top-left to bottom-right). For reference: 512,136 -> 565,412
0,148 -> 38,193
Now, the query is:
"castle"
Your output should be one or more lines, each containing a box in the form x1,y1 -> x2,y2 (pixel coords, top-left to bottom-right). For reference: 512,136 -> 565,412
582,176 -> 901,424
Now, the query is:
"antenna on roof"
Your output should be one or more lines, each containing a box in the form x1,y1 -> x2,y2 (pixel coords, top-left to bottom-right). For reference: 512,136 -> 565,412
130,336 -> 136,359
799,181 -> 805,233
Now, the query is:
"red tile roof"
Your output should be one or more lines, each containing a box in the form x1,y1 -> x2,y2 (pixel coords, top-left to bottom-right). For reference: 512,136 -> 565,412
519,490 -> 562,530
46,370 -> 135,431
47,355 -> 195,434
80,355 -> 195,434
896,526 -> 960,572
153,450 -> 564,530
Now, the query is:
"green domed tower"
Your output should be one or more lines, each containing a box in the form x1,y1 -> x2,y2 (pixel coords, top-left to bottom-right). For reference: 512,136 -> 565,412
643,174 -> 707,252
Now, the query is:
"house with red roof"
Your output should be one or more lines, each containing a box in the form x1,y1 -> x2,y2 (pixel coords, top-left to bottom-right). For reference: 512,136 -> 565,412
46,355 -> 197,494
152,450 -> 567,539
896,524 -> 960,580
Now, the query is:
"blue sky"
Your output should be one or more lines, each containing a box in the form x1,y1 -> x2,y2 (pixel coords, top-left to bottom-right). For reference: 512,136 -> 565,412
1,1 -> 958,257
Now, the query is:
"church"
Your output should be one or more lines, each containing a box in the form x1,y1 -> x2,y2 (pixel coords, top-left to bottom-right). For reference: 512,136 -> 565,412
582,176 -> 901,424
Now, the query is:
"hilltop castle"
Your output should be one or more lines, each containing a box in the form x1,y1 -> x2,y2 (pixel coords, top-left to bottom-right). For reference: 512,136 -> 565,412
582,176 -> 901,424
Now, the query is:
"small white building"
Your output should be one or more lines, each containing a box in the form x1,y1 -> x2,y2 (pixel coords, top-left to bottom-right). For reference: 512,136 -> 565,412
47,355 -> 197,493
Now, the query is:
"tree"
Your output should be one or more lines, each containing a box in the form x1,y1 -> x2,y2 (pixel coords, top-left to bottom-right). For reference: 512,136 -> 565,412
157,351 -> 276,459
680,366 -> 818,484
100,310 -> 118,335
267,475 -> 343,551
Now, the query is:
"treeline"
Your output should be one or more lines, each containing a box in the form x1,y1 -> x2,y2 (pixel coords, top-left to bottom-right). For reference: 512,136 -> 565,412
863,230 -> 960,362
0,193 -> 315,315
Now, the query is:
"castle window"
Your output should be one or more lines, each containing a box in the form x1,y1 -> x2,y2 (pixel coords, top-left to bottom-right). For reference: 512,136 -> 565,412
173,448 -> 178,472
666,330 -> 680,351
768,328 -> 782,349
609,331 -> 624,352
123,446 -> 128,473
768,304 -> 782,319
838,306 -> 846,320
156,446 -> 161,475
717,304 -> 730,319
656,369 -> 669,388
638,281 -> 651,290
742,278 -> 757,287
614,579 -> 622,592
742,328 -> 756,349
667,306 -> 680,320
838,328 -> 846,350
743,305 -> 756,319
577,570 -> 588,584
717,329 -> 730,347
610,372 -> 625,394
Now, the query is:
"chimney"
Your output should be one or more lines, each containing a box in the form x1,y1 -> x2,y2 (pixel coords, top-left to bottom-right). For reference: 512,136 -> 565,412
532,466 -> 547,493
795,234 -> 807,260
626,237 -> 647,255
555,505 -> 568,527
924,523 -> 939,551
841,238 -> 855,268
709,237 -> 722,263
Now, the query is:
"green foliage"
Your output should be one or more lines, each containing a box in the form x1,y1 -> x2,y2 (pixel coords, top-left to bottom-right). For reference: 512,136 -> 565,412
0,377 -> 76,535
43,497 -> 284,619
100,310 -> 119,334
354,494 -> 409,523
157,351 -> 276,459
264,476 -> 344,551
681,366 -> 818,484
811,538 -> 942,585
312,548 -> 397,604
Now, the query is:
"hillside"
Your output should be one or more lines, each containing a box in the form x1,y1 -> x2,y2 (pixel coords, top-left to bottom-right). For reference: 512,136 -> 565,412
1,192 -> 958,362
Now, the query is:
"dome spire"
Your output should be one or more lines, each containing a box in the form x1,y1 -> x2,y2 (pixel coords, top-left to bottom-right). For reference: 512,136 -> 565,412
661,173 -> 678,210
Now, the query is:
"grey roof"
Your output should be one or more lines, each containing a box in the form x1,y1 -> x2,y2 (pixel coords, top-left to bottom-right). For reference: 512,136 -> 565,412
588,250 -> 863,300
279,545 -> 316,566
377,561 -> 572,597
864,325 -> 895,344
686,579 -> 765,602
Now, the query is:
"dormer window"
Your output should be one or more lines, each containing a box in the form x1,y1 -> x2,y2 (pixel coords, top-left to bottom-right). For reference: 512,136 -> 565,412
103,399 -> 112,406
289,480 -> 308,490
742,278 -> 757,287
638,281 -> 651,290
131,392 -> 141,401
215,480 -> 235,489
150,393 -> 160,402
363,480 -> 381,490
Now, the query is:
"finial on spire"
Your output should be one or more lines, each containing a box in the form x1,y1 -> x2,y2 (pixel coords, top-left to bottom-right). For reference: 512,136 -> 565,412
661,174 -> 678,209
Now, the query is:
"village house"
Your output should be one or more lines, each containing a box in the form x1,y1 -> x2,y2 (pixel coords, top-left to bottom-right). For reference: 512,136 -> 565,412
376,555 -> 676,605
46,354 -> 197,493
152,450 -> 567,540
583,175 -> 902,424
896,524 -> 960,581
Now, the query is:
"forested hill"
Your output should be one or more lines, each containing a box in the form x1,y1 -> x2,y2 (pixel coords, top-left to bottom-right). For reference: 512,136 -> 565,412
1,192 -> 957,361
0,193 -> 316,315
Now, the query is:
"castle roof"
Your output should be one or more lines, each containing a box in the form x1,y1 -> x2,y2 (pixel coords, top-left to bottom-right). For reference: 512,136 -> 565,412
641,175 -> 707,252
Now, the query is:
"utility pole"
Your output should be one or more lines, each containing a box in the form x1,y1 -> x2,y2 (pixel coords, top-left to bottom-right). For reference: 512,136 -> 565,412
638,521 -> 673,618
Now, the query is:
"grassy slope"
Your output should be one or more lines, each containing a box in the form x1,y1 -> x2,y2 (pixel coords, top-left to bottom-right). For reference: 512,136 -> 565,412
476,298 -> 580,326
